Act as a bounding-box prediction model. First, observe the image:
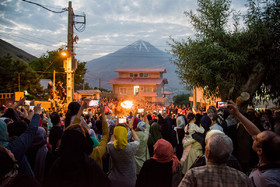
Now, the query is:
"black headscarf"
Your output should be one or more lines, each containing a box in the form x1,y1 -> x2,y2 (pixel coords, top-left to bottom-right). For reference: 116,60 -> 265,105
45,125 -> 111,187
158,114 -> 177,147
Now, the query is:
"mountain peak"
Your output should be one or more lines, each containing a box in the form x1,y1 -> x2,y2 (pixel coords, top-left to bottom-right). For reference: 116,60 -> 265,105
129,40 -> 151,52
110,40 -> 165,56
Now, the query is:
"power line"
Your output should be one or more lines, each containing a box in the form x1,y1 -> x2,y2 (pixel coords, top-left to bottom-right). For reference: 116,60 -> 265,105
22,0 -> 67,14
1,33 -> 170,55
1,31 -> 170,50
0,33 -> 60,49
0,31 -> 63,45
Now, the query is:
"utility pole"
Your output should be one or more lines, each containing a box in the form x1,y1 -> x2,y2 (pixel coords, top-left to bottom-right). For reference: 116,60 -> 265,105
22,0 -> 86,105
83,75 -> 85,90
193,86 -> 197,110
53,70 -> 56,99
66,1 -> 74,105
18,73 -> 20,92
63,1 -> 86,105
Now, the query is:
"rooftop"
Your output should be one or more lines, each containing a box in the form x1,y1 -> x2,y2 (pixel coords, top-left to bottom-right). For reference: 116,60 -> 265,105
115,68 -> 166,73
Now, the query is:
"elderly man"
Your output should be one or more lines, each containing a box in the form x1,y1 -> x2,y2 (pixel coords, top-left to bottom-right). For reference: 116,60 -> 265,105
179,133 -> 252,187
227,100 -> 280,187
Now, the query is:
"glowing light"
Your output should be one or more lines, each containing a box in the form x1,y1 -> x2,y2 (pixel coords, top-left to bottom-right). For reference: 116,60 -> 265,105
60,51 -> 68,57
121,100 -> 133,109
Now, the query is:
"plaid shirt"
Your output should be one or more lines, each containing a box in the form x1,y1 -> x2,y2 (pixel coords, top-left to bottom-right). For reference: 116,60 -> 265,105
179,163 -> 253,187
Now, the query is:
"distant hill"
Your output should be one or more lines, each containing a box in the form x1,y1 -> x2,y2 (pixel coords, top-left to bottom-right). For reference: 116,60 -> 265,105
0,39 -> 36,62
86,40 -> 186,94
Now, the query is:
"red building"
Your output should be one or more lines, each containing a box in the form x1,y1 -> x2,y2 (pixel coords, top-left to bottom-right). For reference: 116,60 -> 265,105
107,68 -> 172,105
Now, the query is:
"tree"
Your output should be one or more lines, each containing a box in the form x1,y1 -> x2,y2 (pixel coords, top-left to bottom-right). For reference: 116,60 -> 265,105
29,50 -> 66,84
0,54 -> 45,100
169,0 -> 280,111
29,49 -> 88,91
173,94 -> 191,106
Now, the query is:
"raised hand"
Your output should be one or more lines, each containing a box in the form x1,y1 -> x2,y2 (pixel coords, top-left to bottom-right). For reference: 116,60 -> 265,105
34,103 -> 41,114
12,97 -> 26,109
227,100 -> 239,116
82,98 -> 91,109
100,102 -> 105,114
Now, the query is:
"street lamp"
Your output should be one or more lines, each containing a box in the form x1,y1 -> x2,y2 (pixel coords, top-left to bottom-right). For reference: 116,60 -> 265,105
60,51 -> 68,58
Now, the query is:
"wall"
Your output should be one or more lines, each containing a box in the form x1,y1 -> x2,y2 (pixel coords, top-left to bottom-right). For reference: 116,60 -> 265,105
118,72 -> 161,78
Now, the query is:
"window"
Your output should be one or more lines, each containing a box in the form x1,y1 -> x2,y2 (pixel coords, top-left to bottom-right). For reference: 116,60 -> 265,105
140,73 -> 148,77
130,73 -> 133,77
119,87 -> 127,94
145,87 -> 153,92
133,73 -> 138,77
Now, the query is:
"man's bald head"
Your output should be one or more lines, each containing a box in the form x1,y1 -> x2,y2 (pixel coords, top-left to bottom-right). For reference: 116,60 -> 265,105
258,131 -> 280,162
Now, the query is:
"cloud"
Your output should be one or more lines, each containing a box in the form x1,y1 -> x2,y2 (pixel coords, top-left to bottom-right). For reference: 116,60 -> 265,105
0,0 -> 246,61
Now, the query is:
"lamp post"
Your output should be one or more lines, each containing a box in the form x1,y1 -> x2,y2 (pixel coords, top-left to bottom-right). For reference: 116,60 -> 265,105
61,50 -> 74,106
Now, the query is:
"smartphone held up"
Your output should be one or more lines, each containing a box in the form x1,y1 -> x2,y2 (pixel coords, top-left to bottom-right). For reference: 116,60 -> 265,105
119,117 -> 127,124
217,101 -> 228,109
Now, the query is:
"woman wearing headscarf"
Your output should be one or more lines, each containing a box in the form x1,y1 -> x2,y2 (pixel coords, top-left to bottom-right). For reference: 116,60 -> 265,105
181,113 -> 205,174
134,110 -> 150,175
107,110 -> 140,187
65,100 -> 110,170
26,127 -> 49,184
0,145 -> 41,187
147,118 -> 162,157
174,114 -> 186,160
0,101 -> 41,177
136,139 -> 182,187
45,101 -> 110,187
160,114 -> 177,148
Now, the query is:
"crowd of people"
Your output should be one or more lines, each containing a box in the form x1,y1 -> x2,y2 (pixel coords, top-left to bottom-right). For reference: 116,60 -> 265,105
0,97 -> 279,187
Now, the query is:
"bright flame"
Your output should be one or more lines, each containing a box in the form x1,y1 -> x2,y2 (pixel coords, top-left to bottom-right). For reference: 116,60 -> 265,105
121,100 -> 133,109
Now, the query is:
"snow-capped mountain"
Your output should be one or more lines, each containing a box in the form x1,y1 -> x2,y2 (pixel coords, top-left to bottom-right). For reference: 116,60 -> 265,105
86,40 -> 185,93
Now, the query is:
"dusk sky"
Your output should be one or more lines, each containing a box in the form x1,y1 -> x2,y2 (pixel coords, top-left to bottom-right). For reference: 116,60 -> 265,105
0,0 -> 246,62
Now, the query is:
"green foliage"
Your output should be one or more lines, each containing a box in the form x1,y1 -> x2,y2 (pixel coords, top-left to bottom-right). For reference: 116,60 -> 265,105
74,62 -> 87,90
0,54 -> 45,99
93,87 -> 112,93
169,0 -> 280,107
29,50 -> 65,83
29,49 -> 88,91
246,0 -> 280,104
75,81 -> 93,90
173,94 -> 191,106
